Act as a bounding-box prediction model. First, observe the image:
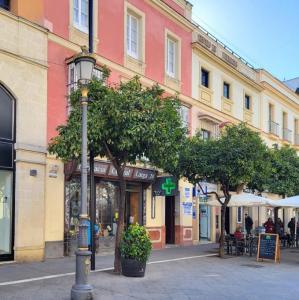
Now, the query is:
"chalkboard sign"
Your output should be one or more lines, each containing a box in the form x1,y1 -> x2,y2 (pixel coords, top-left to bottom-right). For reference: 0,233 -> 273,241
257,233 -> 280,263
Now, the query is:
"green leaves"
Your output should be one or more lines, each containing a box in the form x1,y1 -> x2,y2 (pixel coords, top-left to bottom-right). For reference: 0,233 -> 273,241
177,123 -> 268,193
120,224 -> 152,263
48,73 -> 186,172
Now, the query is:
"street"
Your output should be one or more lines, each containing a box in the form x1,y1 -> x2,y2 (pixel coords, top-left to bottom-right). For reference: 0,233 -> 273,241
0,245 -> 298,300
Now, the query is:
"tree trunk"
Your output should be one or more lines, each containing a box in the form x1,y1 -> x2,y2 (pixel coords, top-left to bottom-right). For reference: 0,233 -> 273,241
219,204 -> 226,258
114,175 -> 126,274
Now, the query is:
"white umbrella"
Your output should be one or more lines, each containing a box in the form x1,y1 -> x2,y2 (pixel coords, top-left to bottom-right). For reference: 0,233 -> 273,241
206,193 -> 275,207
273,196 -> 299,208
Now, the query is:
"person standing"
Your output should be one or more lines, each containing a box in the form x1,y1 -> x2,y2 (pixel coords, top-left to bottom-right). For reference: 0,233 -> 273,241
288,218 -> 295,237
263,217 -> 275,233
245,213 -> 253,235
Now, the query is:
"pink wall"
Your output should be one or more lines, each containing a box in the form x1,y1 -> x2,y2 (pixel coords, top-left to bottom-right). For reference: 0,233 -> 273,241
128,0 -> 192,96
46,0 -> 193,140
98,0 -> 125,65
47,41 -> 74,141
44,0 -> 69,38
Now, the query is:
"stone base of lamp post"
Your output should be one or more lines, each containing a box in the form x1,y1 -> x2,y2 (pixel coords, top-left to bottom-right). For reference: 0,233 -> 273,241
71,249 -> 93,300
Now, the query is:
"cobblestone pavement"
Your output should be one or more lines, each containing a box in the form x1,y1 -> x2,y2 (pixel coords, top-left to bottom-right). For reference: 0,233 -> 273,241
0,246 -> 298,300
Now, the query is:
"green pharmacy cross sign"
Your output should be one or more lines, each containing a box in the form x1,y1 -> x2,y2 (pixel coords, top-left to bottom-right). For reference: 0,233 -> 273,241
162,178 -> 176,195
152,176 -> 178,197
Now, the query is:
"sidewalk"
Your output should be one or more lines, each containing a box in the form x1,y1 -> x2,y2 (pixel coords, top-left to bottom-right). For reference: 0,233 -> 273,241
0,243 -> 218,285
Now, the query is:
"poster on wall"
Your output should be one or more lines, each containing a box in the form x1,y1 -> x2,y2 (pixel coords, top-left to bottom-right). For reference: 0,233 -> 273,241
184,187 -> 191,199
182,202 -> 192,215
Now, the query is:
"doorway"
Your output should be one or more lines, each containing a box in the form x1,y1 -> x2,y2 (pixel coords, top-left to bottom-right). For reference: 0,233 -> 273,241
165,196 -> 175,244
125,184 -> 142,226
200,205 -> 210,239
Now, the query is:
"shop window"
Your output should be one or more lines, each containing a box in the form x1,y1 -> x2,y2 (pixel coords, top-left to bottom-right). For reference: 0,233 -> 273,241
237,206 -> 243,224
201,68 -> 209,88
223,82 -> 230,99
73,0 -> 88,33
0,0 -> 9,10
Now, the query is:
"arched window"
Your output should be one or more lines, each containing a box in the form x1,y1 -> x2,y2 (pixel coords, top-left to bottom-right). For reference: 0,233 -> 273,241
0,85 -> 14,169
0,84 -> 14,259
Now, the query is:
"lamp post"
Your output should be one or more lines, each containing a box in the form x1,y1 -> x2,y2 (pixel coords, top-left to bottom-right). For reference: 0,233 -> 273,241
71,47 -> 96,300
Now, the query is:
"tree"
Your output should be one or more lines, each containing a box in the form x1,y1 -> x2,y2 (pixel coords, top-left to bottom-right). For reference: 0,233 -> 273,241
49,73 -> 186,273
267,146 -> 299,198
176,123 -> 267,257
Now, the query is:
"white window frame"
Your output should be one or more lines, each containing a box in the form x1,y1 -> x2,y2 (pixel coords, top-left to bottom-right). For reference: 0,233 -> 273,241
179,105 -> 190,129
73,0 -> 88,33
127,13 -> 139,59
237,206 -> 243,224
167,37 -> 176,78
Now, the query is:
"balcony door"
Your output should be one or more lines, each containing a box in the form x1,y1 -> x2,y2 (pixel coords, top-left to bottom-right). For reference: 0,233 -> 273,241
0,85 -> 15,261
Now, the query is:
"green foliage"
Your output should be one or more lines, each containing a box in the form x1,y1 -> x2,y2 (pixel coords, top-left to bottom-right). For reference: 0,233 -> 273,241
267,146 -> 299,197
177,123 -> 268,196
48,74 -> 186,172
120,224 -> 152,263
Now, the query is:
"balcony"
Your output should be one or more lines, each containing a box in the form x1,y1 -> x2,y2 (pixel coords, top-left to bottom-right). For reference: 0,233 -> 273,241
269,120 -> 279,136
282,128 -> 292,143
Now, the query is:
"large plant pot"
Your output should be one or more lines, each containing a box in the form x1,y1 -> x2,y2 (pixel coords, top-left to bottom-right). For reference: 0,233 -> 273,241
121,258 -> 146,277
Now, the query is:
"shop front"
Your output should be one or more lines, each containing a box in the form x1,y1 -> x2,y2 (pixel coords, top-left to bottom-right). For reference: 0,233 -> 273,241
0,85 -> 15,261
64,161 -> 156,255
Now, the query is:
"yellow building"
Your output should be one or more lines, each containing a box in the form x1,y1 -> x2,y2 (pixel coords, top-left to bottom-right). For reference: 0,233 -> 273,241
0,8 -> 48,261
191,25 -> 299,241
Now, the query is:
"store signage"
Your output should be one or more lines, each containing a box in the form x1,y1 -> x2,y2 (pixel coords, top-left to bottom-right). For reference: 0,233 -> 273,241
257,233 -> 280,263
76,161 -> 156,182
152,176 -> 179,197
182,202 -> 192,215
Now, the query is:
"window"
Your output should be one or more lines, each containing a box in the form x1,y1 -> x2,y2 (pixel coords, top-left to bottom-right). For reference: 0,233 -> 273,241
166,37 -> 177,78
223,82 -> 230,99
237,207 -> 243,224
73,0 -> 88,32
127,13 -> 139,59
201,129 -> 211,141
179,105 -> 190,129
0,0 -> 9,10
244,94 -> 250,110
201,68 -> 209,88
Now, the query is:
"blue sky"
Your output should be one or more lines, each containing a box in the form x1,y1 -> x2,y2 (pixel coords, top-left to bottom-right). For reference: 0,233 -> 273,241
190,0 -> 299,81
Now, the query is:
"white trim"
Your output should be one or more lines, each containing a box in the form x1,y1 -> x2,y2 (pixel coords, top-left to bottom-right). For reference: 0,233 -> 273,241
72,0 -> 88,33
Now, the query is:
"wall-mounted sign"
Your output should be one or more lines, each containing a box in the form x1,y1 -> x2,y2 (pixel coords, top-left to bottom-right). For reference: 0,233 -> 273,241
222,52 -> 238,68
182,202 -> 192,215
75,161 -> 156,183
152,176 -> 178,197
197,34 -> 216,53
49,164 -> 59,178
184,187 -> 191,199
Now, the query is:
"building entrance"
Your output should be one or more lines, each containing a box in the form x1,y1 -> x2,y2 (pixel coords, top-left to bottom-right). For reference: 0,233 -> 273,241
165,196 -> 175,244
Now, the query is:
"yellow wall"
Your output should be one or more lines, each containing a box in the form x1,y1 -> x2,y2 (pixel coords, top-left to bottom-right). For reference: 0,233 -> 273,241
0,10 -> 48,262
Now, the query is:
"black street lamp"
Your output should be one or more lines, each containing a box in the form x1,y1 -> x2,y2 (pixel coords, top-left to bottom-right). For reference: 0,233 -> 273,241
71,46 -> 96,300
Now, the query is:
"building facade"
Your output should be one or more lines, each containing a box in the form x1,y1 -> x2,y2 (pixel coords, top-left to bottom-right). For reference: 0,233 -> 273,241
1,0 -> 299,262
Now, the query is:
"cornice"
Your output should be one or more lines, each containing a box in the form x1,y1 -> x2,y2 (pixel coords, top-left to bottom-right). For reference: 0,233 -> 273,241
192,42 -> 263,92
145,0 -> 195,31
261,81 -> 299,113
0,8 -> 48,33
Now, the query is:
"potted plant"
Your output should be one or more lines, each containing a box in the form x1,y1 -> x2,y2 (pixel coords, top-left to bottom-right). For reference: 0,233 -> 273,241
120,223 -> 152,277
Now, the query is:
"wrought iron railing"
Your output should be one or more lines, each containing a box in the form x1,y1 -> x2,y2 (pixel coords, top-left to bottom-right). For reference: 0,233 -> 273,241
269,120 -> 279,136
283,128 -> 292,143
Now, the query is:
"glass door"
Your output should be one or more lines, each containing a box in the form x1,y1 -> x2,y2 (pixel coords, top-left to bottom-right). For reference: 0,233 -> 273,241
0,170 -> 13,258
